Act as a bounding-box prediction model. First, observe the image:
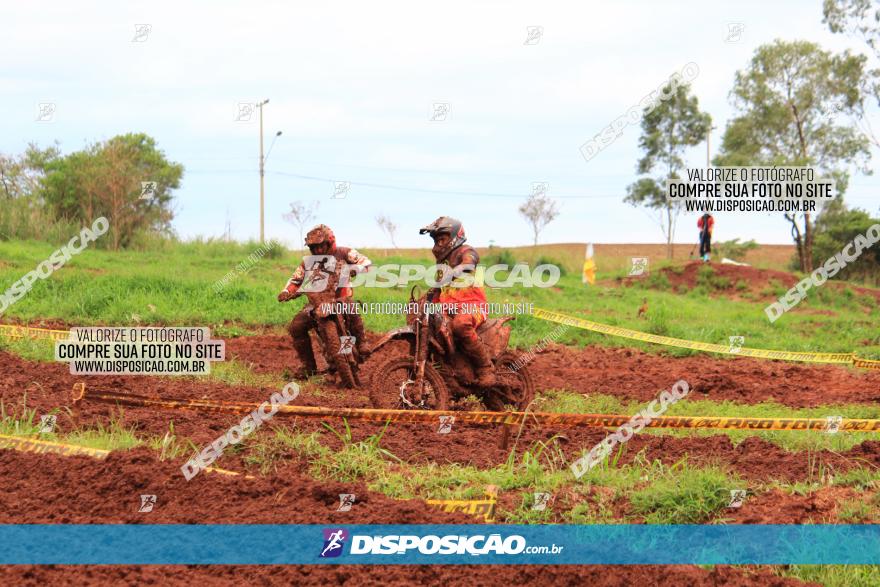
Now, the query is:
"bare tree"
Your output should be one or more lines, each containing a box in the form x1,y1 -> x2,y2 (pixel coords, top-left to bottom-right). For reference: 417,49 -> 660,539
376,214 -> 399,249
518,193 -> 559,246
283,200 -> 319,249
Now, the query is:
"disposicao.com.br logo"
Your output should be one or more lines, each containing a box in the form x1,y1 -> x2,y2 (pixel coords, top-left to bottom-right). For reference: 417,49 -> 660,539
320,528 -> 349,558
319,529 -> 563,557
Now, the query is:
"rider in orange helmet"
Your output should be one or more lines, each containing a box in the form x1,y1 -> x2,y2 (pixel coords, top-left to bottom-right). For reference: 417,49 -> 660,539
278,224 -> 371,380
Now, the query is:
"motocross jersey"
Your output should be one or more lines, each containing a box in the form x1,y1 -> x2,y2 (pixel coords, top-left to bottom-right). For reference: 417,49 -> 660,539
281,247 -> 371,299
433,244 -> 488,322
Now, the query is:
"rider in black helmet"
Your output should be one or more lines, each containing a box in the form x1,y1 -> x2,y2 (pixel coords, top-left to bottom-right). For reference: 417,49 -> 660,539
420,216 -> 495,387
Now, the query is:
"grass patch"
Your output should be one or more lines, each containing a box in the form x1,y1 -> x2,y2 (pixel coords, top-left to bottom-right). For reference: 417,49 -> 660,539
0,398 -> 42,436
256,423 -> 749,526
837,497 -> 876,523
629,461 -> 737,523
832,467 -> 880,490
204,359 -> 287,389
0,335 -> 55,362
0,399 -> 141,452
779,565 -> 880,587
269,424 -> 574,511
63,416 -> 141,451
311,420 -> 402,483
146,421 -> 198,461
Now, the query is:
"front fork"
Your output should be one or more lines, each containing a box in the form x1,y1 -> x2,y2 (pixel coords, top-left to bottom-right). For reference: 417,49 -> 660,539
413,310 -> 430,403
312,313 -> 359,373
333,313 -> 361,365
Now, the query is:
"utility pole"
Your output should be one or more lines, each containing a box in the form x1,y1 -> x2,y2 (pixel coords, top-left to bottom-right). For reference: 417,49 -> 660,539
706,125 -> 716,168
258,98 -> 269,243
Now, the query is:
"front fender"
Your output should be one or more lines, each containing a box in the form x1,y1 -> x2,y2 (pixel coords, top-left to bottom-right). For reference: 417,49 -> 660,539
370,326 -> 416,354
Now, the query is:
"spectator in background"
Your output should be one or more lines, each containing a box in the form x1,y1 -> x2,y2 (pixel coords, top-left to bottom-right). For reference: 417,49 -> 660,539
698,213 -> 714,262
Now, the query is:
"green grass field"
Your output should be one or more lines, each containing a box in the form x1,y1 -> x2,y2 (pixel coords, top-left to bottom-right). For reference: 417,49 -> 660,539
0,238 -> 877,358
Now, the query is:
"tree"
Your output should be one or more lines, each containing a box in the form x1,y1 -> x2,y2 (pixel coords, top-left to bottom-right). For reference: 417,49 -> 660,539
824,1 -> 880,57
624,82 -> 711,259
824,0 -> 880,148
0,144 -> 63,241
375,214 -> 398,249
518,193 -> 559,246
714,40 -> 871,272
0,144 -> 59,200
283,200 -> 319,249
812,202 -> 880,283
39,134 -> 183,249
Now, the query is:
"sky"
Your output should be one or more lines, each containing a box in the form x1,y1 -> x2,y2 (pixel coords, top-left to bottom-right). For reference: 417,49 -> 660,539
2,0 -> 879,250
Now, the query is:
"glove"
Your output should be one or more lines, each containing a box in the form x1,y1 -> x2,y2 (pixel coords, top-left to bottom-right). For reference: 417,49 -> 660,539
278,291 -> 293,302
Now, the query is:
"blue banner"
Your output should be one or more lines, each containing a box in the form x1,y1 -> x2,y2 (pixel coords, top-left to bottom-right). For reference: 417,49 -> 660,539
2,524 -> 880,565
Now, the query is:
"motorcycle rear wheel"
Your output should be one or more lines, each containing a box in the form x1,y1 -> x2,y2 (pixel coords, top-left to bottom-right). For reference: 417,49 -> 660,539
483,351 -> 536,411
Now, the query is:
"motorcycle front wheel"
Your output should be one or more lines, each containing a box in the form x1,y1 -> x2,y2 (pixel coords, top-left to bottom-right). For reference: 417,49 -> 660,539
369,357 -> 450,411
316,318 -> 359,389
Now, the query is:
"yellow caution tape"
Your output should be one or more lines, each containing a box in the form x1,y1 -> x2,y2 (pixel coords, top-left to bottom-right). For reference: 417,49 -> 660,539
205,467 -> 254,478
0,324 -> 70,342
854,357 -> 880,371
0,433 -> 250,477
73,385 -> 880,432
533,308 -> 873,367
425,487 -> 498,522
0,434 -> 110,459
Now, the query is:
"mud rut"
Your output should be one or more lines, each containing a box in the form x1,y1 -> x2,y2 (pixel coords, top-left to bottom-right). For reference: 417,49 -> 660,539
2,330 -> 878,585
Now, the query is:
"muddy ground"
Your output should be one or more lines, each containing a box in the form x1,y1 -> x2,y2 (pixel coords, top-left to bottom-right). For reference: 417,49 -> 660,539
3,323 -> 879,585
3,331 -> 880,481
223,330 -> 880,408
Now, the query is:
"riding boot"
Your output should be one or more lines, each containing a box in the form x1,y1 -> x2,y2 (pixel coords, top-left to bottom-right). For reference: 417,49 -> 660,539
346,312 -> 371,356
288,312 -> 318,378
458,334 -> 495,387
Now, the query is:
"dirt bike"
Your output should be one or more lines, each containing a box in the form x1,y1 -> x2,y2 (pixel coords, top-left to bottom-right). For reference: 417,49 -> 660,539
368,287 -> 535,412
282,257 -> 364,389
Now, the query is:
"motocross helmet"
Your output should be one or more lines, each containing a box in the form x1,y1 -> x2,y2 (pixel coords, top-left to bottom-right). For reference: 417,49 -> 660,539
419,216 -> 466,262
305,224 -> 336,254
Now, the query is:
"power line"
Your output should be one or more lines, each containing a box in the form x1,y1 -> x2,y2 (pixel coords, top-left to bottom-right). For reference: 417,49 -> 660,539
265,169 -> 620,199
186,166 -> 621,197
266,157 -> 562,180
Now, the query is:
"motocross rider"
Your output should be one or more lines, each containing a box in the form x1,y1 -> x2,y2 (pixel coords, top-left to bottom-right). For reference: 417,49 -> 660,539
277,224 -> 371,379
419,216 -> 495,387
